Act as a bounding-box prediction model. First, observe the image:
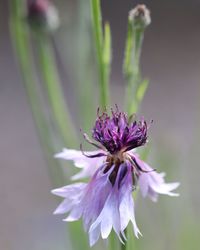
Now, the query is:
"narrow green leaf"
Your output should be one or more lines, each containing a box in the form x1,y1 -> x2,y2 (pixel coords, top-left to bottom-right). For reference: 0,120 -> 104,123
102,22 -> 112,105
103,22 -> 112,66
90,0 -> 103,62
136,79 -> 149,102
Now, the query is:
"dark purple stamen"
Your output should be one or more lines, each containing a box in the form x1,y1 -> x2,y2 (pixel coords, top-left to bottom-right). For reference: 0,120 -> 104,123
92,107 -> 149,154
80,144 -> 107,158
131,157 -> 156,173
81,131 -> 105,150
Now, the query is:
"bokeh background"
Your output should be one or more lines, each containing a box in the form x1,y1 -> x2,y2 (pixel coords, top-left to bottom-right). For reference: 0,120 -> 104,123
1,0 -> 200,250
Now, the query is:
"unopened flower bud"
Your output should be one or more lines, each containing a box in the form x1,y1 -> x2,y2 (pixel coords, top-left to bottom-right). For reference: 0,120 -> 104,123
27,0 -> 60,32
129,4 -> 151,29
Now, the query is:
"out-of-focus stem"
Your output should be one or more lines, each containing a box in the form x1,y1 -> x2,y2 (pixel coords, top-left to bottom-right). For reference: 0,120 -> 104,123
73,0 -> 96,132
109,231 -> 121,250
124,20 -> 145,116
90,0 -> 111,109
120,229 -> 127,250
36,34 -> 77,147
9,0 -> 65,186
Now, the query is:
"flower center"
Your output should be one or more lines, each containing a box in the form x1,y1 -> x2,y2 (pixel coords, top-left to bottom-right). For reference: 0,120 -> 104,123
103,151 -> 130,186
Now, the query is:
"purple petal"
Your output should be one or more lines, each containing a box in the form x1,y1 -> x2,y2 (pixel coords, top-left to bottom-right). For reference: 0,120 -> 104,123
89,225 -> 101,247
89,189 -> 120,239
89,164 -> 132,241
51,183 -> 86,198
81,164 -> 114,231
54,148 -> 106,179
119,163 -> 142,237
64,205 -> 83,222
53,199 -> 74,214
52,183 -> 87,216
134,155 -> 180,201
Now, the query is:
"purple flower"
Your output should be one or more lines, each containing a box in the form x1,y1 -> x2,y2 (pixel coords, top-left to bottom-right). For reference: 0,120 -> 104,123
52,108 -> 179,246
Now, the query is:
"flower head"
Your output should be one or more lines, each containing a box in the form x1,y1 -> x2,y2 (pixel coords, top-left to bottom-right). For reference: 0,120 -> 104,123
52,108 -> 179,246
92,107 -> 148,154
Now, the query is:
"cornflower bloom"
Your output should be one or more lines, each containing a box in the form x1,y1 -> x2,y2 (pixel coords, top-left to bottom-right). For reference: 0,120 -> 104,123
52,108 -> 179,246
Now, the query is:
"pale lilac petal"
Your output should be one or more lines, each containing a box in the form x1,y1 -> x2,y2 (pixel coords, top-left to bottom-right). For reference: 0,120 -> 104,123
51,183 -> 86,198
150,182 -> 180,197
134,155 -> 180,201
55,148 -> 106,179
138,173 -> 150,197
89,189 -> 120,239
119,192 -> 141,237
148,187 -> 158,202
119,164 -> 141,238
89,225 -> 101,247
82,167 -> 113,231
52,183 -> 87,216
89,165 -> 131,241
52,164 -> 114,235
101,208 -> 113,239
53,199 -> 73,214
64,205 -> 83,222
71,169 -> 91,181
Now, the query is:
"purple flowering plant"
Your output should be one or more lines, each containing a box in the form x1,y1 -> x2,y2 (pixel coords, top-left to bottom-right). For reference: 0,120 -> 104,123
52,107 -> 179,246
11,0 -> 180,249
49,1 -> 180,249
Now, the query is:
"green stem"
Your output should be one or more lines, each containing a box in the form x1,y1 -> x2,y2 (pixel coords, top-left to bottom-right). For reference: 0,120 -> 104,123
90,0 -> 111,108
74,0 -> 96,132
9,0 -> 65,186
36,34 -> 77,147
120,232 -> 127,250
10,2 -> 89,249
123,19 -> 146,116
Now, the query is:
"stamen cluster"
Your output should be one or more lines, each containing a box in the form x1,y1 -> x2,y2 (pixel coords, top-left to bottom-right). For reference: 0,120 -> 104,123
92,108 -> 148,154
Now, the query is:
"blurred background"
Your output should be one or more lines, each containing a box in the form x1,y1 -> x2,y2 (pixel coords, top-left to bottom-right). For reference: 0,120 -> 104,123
1,0 -> 200,250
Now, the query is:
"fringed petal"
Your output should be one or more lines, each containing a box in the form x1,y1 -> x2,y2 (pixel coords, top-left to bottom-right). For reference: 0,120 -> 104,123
134,155 -> 180,201
55,148 -> 106,179
89,225 -> 101,247
119,163 -> 142,238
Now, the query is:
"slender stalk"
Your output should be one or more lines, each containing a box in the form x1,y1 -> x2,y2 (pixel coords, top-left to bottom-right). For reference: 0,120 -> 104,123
10,2 -> 89,250
73,0 -> 96,132
121,230 -> 127,250
108,231 -> 121,250
125,225 -> 136,250
124,20 -> 146,116
90,0 -> 111,108
9,0 -> 65,186
36,34 -> 77,147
